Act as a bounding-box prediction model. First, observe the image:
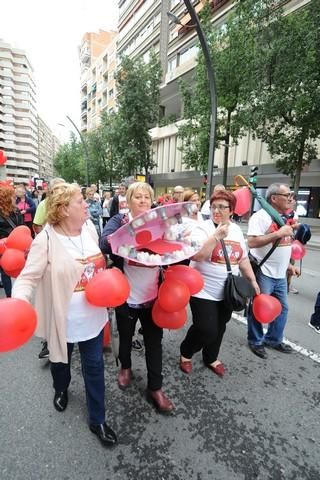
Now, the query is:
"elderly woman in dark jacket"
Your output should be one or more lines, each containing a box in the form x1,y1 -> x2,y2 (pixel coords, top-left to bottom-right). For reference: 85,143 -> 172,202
100,182 -> 174,414
0,185 -> 23,296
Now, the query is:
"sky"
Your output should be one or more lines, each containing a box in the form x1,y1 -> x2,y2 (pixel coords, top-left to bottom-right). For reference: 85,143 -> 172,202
1,0 -> 118,141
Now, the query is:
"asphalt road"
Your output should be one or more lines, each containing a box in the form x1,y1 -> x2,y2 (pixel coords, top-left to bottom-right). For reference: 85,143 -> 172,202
1,321 -> 320,478
0,249 -> 319,479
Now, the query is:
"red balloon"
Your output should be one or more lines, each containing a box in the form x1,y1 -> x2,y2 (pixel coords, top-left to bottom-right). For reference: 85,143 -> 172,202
6,226 -> 32,251
103,322 -> 111,347
252,294 -> 282,324
0,298 -> 37,352
152,300 -> 187,329
0,150 -> 7,166
291,240 -> 306,261
0,248 -> 26,276
158,279 -> 190,313
233,187 -> 251,216
165,265 -> 204,295
85,268 -> 130,307
0,238 -> 7,255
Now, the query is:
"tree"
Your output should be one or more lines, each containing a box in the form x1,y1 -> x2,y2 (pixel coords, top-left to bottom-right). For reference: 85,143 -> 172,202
178,1 -> 255,181
113,52 -> 162,177
240,0 -> 320,193
54,133 -> 86,183
86,112 -> 123,187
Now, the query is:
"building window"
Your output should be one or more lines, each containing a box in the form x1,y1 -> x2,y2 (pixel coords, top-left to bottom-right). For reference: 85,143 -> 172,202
168,56 -> 177,72
178,44 -> 198,65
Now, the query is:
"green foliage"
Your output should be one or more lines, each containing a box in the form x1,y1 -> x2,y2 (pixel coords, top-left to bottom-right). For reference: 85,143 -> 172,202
53,133 -> 86,183
85,112 -> 122,186
113,52 -> 162,176
178,1 -> 255,175
178,0 -> 320,192
238,0 -> 320,193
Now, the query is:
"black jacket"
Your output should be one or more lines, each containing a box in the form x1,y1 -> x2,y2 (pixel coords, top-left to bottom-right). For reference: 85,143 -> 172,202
0,210 -> 24,239
109,195 -> 119,218
100,213 -> 126,270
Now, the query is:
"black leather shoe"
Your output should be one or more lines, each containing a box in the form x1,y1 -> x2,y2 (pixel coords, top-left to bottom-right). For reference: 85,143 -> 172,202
249,344 -> 268,359
53,391 -> 68,412
90,422 -> 117,447
265,343 -> 293,353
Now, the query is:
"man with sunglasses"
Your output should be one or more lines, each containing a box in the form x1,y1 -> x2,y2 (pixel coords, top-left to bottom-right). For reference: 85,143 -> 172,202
247,183 -> 299,359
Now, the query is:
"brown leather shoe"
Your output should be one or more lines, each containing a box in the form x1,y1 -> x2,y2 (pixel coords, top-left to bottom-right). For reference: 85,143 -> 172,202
179,358 -> 192,374
118,368 -> 132,389
147,389 -> 174,414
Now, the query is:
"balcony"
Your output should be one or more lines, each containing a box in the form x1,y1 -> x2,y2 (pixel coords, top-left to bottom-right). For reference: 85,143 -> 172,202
176,0 -> 230,34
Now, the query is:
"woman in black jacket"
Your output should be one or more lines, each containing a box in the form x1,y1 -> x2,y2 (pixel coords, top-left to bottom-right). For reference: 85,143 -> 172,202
100,182 -> 174,414
0,185 -> 23,296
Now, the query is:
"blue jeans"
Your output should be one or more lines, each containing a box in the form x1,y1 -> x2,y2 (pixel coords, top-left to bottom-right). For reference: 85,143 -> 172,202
247,271 -> 288,346
50,330 -> 105,425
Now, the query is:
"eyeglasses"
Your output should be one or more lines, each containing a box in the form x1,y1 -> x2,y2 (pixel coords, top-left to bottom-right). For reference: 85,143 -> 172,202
211,203 -> 230,211
274,193 -> 293,198
174,191 -> 184,194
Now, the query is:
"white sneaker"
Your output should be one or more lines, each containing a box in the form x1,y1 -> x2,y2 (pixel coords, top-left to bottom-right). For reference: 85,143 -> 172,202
289,286 -> 299,294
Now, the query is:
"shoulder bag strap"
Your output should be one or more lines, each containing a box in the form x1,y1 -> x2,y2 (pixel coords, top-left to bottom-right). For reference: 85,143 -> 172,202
257,238 -> 281,268
5,215 -> 17,230
220,239 -> 232,275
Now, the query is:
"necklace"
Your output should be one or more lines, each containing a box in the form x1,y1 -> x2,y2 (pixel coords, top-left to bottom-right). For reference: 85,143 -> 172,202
59,225 -> 85,257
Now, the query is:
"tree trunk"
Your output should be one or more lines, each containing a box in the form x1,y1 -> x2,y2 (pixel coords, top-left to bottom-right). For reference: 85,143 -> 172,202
222,110 -> 232,187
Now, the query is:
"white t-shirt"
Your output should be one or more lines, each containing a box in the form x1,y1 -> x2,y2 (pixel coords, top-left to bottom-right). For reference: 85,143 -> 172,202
190,220 -> 248,301
118,194 -> 129,214
248,209 -> 292,279
56,228 -> 108,343
124,260 -> 159,305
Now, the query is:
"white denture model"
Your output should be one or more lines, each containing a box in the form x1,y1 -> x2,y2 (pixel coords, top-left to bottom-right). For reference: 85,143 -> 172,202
108,202 -> 208,266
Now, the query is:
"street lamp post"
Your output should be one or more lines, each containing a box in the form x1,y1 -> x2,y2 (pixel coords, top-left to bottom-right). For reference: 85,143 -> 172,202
168,2 -> 218,199
60,116 -> 90,186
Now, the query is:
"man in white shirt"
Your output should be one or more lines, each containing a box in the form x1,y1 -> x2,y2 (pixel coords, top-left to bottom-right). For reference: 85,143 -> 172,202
247,183 -> 299,359
109,184 -> 129,217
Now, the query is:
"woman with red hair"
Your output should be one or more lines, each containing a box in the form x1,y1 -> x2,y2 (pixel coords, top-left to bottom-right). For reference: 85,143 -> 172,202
0,185 -> 23,296
179,190 -> 259,377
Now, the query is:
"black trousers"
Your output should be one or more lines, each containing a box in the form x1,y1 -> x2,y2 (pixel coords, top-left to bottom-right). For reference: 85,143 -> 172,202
180,296 -> 232,365
115,303 -> 163,391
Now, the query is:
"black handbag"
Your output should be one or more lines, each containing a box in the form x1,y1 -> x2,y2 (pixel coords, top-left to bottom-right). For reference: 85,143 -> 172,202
221,239 -> 255,312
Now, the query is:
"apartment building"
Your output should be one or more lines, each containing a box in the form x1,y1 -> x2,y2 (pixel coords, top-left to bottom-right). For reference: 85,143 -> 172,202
0,40 -> 39,183
79,30 -> 118,132
37,115 -> 59,180
117,0 -> 320,218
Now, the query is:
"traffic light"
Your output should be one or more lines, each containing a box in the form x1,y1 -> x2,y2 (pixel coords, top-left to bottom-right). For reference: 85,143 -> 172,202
250,166 -> 258,185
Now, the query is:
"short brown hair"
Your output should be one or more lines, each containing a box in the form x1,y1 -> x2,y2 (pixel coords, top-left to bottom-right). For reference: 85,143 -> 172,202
210,190 -> 236,212
46,183 -> 81,225
183,189 -> 197,202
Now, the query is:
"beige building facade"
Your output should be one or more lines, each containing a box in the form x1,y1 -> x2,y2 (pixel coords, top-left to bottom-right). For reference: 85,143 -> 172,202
37,115 -> 59,181
79,30 -> 118,133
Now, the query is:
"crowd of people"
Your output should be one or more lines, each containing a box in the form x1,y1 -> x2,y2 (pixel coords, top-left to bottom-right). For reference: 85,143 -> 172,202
0,177 -> 317,449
